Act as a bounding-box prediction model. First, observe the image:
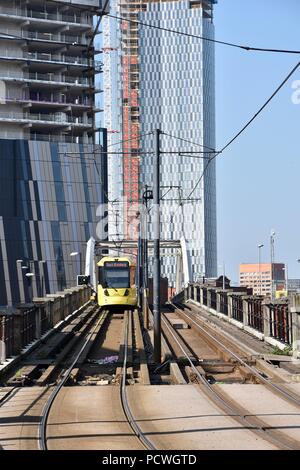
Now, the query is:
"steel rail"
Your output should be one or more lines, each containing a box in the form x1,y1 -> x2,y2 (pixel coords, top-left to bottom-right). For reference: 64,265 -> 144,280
161,311 -> 299,450
173,302 -> 300,408
38,306 -> 103,450
0,387 -> 18,407
120,310 -> 156,450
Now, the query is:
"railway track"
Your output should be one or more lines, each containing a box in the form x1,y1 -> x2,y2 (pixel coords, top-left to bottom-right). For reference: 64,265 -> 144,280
39,308 -> 156,451
160,302 -> 300,450
120,311 -> 156,450
1,301 -> 98,387
39,307 -> 104,449
173,302 -> 300,406
2,298 -> 299,450
0,387 -> 18,408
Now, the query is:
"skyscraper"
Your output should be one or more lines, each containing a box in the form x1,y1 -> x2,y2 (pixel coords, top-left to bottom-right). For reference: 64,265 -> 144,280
103,0 -> 217,285
0,0 -> 108,305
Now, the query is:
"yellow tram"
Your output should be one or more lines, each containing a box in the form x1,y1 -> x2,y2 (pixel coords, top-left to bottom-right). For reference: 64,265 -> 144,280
97,257 -> 137,308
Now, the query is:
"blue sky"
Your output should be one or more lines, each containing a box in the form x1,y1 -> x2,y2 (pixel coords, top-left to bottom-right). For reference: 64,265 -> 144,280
214,0 -> 300,283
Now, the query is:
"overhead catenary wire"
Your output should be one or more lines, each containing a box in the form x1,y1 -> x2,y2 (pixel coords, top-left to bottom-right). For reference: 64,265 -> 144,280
161,131 -> 216,152
2,15 -> 300,56
87,0 -> 110,52
186,60 -> 300,200
2,5 -> 298,247
107,131 -> 154,148
107,13 -> 300,55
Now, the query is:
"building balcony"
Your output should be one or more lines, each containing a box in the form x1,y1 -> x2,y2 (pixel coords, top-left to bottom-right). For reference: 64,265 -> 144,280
1,29 -> 90,47
0,111 -> 93,128
0,7 -> 91,29
1,71 -> 91,88
30,133 -> 93,144
0,49 -> 102,71
6,94 -> 93,111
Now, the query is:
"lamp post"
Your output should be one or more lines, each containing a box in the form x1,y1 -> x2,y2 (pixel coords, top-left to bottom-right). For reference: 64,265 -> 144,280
25,272 -> 35,303
70,251 -> 83,288
258,244 -> 264,296
70,251 -> 82,274
218,263 -> 226,290
270,231 -> 275,300
16,260 -> 25,303
17,259 -> 46,300
21,260 -> 35,302
38,260 -> 46,297
284,264 -> 289,295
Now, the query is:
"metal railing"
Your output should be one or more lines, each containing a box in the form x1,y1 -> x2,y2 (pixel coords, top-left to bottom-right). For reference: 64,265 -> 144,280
5,95 -> 92,107
178,283 -> 299,352
231,295 -> 244,323
30,133 -> 91,144
269,302 -> 292,345
248,298 -> 264,333
26,31 -> 87,44
1,29 -> 88,46
0,111 -> 93,126
1,70 -> 89,85
25,52 -> 91,66
0,7 -> 89,25
34,93 -> 89,105
0,286 -> 91,360
0,50 -> 102,69
28,72 -> 89,85
210,290 -> 217,310
202,287 -> 208,306
219,291 -> 228,315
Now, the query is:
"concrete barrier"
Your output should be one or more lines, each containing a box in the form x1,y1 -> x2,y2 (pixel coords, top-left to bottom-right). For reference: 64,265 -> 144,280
0,285 -> 91,362
180,283 -> 300,357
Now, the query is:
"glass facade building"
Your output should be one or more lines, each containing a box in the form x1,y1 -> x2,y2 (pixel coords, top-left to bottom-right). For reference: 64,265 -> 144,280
0,1 -> 109,305
139,1 -> 217,285
0,139 -> 107,306
103,0 -> 218,286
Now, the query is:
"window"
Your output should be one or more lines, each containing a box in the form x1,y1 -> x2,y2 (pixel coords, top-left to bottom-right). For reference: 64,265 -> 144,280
99,262 -> 130,288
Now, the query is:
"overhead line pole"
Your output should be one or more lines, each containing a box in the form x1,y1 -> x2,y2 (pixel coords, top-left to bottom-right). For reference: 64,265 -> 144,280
143,184 -> 151,290
270,232 -> 275,301
153,129 -> 161,364
137,225 -> 143,309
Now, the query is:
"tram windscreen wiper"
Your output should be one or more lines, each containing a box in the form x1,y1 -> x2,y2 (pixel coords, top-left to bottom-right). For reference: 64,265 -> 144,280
104,281 -> 118,292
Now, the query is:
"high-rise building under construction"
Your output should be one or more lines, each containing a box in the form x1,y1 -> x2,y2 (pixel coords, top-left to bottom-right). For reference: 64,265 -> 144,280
103,0 -> 217,285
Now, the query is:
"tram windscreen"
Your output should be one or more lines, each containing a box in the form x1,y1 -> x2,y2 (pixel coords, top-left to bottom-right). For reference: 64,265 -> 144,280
102,262 -> 130,289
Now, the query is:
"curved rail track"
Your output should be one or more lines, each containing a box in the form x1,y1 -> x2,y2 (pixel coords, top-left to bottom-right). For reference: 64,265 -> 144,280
120,311 -> 156,450
173,302 -> 300,406
39,308 -> 156,451
162,303 -> 300,450
0,387 -> 18,408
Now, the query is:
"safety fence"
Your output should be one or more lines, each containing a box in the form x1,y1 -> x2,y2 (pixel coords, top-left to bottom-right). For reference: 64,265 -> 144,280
174,284 -> 300,357
268,302 -> 293,346
0,286 -> 91,362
